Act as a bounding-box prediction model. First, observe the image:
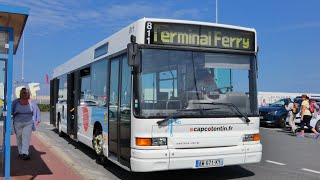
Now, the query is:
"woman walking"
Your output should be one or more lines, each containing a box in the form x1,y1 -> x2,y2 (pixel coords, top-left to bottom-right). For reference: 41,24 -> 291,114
297,94 -> 320,138
12,88 -> 41,160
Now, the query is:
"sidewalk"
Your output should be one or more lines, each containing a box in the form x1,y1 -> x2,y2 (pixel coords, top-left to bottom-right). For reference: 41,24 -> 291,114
8,132 -> 83,180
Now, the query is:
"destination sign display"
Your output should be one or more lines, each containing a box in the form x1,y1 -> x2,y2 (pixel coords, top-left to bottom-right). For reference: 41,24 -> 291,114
145,22 -> 255,51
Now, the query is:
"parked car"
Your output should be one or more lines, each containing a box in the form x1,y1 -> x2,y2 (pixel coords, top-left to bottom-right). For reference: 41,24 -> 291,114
259,98 -> 290,128
80,100 -> 97,106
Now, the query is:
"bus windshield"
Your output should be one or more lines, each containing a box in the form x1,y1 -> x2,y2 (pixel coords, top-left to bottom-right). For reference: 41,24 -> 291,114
136,48 -> 256,118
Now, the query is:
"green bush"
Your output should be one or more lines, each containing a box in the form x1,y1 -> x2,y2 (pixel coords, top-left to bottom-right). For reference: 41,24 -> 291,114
37,104 -> 50,112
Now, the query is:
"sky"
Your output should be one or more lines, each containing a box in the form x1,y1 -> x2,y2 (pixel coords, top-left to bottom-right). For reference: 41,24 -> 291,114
1,0 -> 320,93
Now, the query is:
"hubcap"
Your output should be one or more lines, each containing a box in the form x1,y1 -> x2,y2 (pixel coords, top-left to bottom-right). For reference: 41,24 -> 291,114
94,134 -> 103,155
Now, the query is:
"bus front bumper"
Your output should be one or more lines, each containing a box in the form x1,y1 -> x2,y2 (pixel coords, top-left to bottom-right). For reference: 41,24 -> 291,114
130,143 -> 262,172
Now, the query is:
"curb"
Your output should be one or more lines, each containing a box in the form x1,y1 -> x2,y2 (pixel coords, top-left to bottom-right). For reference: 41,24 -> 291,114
33,131 -> 96,180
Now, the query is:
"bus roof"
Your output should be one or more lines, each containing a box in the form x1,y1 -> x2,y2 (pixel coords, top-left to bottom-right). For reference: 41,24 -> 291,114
53,18 -> 257,78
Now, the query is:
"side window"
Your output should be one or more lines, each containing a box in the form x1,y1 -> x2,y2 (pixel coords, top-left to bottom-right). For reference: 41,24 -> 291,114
109,59 -> 120,107
121,56 -> 131,115
81,77 -> 91,100
58,75 -> 67,101
80,67 -> 93,105
91,59 -> 108,106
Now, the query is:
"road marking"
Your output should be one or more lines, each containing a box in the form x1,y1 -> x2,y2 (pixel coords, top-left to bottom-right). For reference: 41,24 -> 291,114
265,160 -> 286,166
301,168 -> 320,174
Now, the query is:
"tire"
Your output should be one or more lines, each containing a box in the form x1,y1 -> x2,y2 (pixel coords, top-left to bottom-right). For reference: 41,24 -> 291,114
279,116 -> 287,128
315,120 -> 320,133
57,114 -> 65,137
93,126 -> 107,165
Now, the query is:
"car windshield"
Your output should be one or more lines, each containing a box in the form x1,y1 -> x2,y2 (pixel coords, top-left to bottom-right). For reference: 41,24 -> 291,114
135,49 -> 257,118
269,99 -> 286,107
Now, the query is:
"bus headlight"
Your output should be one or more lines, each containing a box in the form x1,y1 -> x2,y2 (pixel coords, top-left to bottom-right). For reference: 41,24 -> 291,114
152,137 -> 167,146
243,134 -> 260,142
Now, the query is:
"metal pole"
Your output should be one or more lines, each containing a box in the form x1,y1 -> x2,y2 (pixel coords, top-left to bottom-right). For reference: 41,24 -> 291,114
216,0 -> 218,23
22,34 -> 24,82
4,27 -> 13,180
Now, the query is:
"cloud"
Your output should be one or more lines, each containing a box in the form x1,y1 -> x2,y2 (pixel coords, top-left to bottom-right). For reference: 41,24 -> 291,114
0,0 -> 204,35
276,21 -> 320,31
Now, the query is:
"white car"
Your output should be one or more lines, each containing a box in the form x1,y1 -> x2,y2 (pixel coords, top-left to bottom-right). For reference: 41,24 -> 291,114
286,112 -> 320,132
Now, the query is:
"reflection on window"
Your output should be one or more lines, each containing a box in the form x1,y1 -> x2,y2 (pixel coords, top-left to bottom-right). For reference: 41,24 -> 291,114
0,60 -> 5,101
81,76 -> 91,103
138,49 -> 255,118
58,75 -> 67,101
109,60 -> 119,107
91,59 -> 108,106
121,56 -> 131,116
142,73 -> 156,101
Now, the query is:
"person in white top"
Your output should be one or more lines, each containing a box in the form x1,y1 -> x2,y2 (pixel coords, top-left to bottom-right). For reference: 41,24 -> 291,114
285,98 -> 297,133
261,99 -> 267,107
311,100 -> 320,119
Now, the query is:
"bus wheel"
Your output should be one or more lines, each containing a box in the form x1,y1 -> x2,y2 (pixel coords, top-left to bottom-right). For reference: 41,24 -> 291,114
93,127 -> 106,164
315,120 -> 320,133
57,114 -> 65,137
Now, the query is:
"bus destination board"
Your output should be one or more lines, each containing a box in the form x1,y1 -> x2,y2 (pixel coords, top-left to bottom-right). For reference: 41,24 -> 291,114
145,22 -> 255,51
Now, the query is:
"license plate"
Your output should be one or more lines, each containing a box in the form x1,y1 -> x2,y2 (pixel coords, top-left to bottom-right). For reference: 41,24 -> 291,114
259,116 -> 263,119
196,159 -> 224,168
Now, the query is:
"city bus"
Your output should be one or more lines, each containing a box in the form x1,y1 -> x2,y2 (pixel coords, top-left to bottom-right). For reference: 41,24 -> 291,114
50,18 -> 262,172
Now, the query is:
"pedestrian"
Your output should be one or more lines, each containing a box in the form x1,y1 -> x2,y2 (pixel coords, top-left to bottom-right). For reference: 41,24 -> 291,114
261,99 -> 267,107
297,94 -> 320,138
285,98 -> 298,133
12,87 -> 41,160
310,100 -> 319,119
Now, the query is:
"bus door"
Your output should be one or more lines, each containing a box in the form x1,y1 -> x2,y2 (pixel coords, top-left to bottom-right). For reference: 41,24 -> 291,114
108,55 -> 131,167
67,72 -> 80,139
50,78 -> 59,126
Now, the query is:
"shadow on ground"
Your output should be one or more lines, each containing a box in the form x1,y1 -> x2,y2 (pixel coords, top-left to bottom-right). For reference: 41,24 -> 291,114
51,129 -> 255,180
262,126 -> 316,138
10,146 -> 52,180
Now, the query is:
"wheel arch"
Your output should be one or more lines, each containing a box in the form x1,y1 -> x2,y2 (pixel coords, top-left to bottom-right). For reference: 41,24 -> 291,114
93,121 -> 103,135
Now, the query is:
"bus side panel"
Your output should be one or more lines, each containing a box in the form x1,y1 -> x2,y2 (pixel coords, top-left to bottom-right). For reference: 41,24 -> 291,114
77,106 -> 108,150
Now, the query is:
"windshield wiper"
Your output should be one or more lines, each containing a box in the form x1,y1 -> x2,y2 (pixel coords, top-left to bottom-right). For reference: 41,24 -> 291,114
194,102 -> 250,123
156,107 -> 220,126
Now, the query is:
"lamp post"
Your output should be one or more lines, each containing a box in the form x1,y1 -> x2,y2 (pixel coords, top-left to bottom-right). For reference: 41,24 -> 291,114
216,0 -> 218,23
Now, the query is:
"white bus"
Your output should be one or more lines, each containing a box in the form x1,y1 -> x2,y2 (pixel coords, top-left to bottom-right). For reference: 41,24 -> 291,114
50,18 -> 262,172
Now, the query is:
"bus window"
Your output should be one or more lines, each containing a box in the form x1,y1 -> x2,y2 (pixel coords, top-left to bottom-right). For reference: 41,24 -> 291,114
91,59 -> 108,106
138,49 -> 253,117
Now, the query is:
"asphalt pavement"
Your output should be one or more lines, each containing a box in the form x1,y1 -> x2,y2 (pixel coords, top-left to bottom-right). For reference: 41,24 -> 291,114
36,112 -> 320,180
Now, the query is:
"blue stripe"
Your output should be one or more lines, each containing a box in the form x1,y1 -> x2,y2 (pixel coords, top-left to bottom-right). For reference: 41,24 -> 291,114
195,160 -> 199,167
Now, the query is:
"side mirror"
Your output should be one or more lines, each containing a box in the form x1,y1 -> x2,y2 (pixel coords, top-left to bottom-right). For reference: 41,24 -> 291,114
127,43 -> 140,67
